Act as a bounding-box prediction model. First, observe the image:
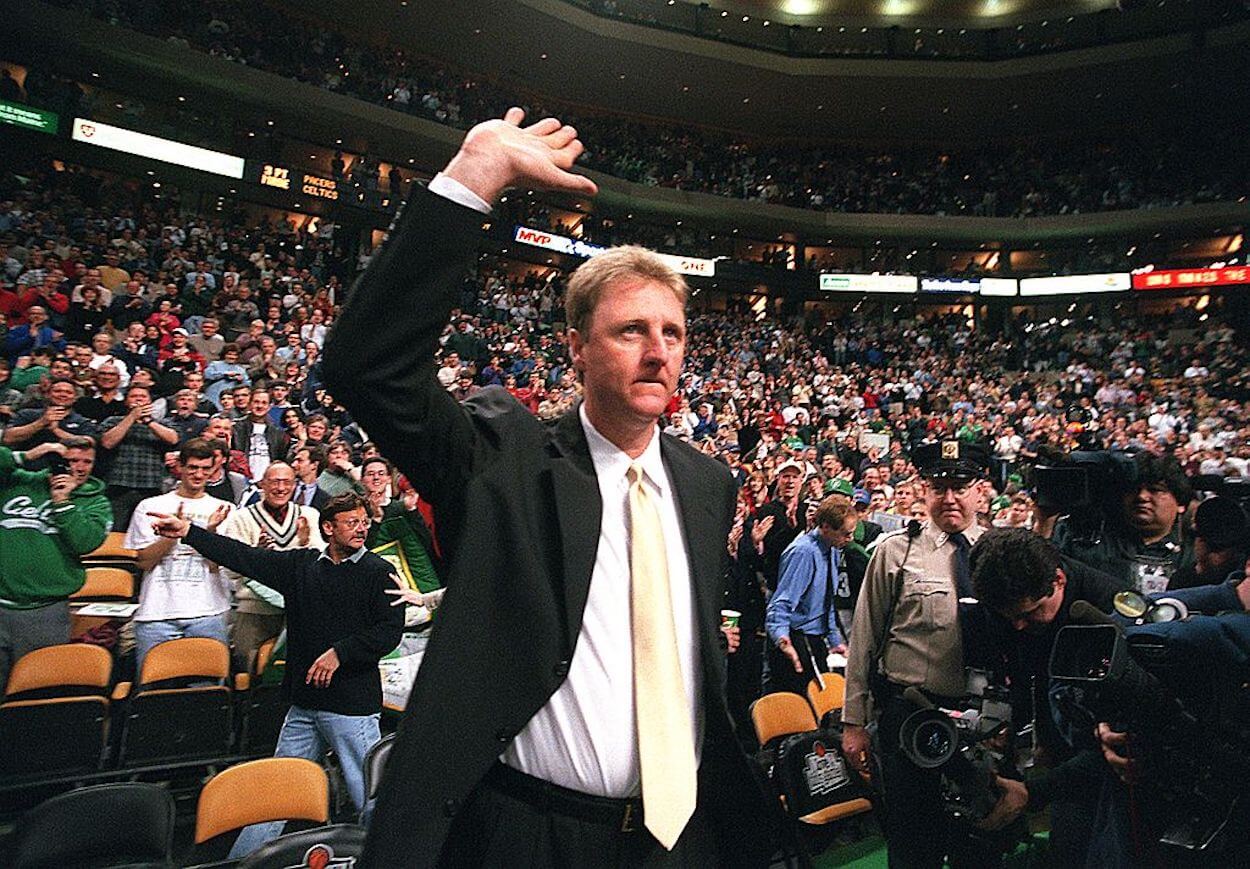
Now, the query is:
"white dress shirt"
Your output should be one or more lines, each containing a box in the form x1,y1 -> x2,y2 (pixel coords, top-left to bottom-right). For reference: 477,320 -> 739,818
427,173 -> 705,794
501,408 -> 704,797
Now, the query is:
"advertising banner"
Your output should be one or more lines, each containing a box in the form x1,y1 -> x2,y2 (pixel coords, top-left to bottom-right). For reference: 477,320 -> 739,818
1132,267 -> 1250,290
72,118 -> 244,179
819,273 -> 918,293
1018,272 -> 1130,296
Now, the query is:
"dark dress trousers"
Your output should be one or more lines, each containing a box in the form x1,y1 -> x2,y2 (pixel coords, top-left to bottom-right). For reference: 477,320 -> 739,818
324,189 -> 780,868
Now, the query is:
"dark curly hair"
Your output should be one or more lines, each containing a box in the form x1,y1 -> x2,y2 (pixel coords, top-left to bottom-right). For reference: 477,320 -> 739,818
970,527 -> 1062,611
1131,452 -> 1193,505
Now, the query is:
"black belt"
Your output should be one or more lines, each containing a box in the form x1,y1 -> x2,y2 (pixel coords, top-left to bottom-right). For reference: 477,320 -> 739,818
482,762 -> 645,833
883,680 -> 963,708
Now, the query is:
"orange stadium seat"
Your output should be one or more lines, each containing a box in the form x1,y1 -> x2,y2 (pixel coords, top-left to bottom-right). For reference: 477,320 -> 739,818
113,637 -> 233,769
0,644 -> 114,780
191,757 -> 329,862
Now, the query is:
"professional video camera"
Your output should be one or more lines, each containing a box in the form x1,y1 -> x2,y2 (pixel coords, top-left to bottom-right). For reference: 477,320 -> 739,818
1190,474 -> 1250,511
897,670 -> 1016,827
1032,449 -> 1139,518
1049,600 -> 1250,855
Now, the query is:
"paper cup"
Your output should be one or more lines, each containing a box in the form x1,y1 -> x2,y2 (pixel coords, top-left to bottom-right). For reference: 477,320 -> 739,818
720,609 -> 741,629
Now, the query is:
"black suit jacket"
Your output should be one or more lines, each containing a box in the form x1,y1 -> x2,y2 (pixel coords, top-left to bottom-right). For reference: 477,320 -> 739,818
325,190 -> 778,868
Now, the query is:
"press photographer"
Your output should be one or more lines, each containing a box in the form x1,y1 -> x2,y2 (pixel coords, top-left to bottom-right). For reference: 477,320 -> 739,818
1040,450 -> 1193,594
965,527 -> 1123,865
1049,574 -> 1250,868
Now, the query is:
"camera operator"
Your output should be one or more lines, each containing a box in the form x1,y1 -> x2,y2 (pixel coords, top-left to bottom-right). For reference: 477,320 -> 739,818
966,527 -> 1123,865
1168,496 -> 1248,590
1052,452 -> 1193,595
843,439 -> 1001,869
1082,568 -> 1250,869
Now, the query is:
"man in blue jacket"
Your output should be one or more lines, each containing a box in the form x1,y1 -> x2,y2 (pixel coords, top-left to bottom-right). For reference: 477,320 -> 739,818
765,496 -> 857,695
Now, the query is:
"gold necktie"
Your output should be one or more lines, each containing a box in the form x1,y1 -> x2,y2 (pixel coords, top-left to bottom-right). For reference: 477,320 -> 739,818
628,463 -> 697,850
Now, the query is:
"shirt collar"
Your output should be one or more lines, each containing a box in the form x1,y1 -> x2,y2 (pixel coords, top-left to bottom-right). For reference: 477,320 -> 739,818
926,521 -> 984,549
807,527 -> 833,552
318,545 -> 368,564
579,404 -> 666,495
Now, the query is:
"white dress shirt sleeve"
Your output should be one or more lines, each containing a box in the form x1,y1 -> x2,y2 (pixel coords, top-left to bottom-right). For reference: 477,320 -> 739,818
427,173 -> 492,214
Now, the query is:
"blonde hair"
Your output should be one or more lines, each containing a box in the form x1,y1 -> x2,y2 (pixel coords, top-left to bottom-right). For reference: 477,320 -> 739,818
564,246 -> 687,335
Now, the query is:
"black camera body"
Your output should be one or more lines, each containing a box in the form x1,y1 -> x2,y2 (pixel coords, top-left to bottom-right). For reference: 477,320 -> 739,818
1050,610 -> 1250,853
1033,449 -> 1139,516
45,453 -> 70,476
898,670 -> 1015,826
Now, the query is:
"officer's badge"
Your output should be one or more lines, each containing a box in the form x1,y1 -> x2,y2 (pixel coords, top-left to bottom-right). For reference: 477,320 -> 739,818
941,441 -> 959,460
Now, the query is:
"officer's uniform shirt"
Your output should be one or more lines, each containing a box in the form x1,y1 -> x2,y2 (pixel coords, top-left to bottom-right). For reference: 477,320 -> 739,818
843,520 -> 984,726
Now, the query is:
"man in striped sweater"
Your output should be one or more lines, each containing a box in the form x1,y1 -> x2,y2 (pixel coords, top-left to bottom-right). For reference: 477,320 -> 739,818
217,461 -> 323,671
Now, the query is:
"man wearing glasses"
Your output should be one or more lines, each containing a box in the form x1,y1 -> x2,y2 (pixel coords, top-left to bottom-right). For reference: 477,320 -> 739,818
842,439 -> 1003,869
147,491 -> 404,858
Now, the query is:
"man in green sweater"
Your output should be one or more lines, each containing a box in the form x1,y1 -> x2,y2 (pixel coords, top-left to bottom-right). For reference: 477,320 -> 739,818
0,437 -> 112,689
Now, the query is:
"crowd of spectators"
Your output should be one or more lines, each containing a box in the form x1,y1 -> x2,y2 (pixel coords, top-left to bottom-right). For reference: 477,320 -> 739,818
3,157 -> 1249,541
2,135 -> 1249,864
40,0 -> 1245,219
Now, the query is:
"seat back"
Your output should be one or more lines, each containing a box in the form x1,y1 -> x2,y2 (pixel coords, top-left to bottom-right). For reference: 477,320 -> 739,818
140,636 -> 229,687
118,638 -> 233,768
194,757 -> 330,844
751,692 -> 818,746
83,530 -> 139,561
70,566 -> 136,601
0,695 -> 110,779
806,672 -> 847,721
238,636 -> 289,756
236,824 -> 366,869
254,636 -> 279,675
364,732 -> 397,801
5,644 -> 112,698
10,782 -> 175,869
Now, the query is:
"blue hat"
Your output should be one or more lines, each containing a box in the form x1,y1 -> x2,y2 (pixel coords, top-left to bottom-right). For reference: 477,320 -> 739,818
852,488 -> 872,506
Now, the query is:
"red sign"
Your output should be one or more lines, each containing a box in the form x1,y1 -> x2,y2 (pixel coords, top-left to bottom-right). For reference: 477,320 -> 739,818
514,227 -> 554,246
1132,267 -> 1250,290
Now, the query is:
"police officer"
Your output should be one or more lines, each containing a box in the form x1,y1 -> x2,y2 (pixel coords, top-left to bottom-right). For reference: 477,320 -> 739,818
842,439 -> 1001,868
1052,452 -> 1193,595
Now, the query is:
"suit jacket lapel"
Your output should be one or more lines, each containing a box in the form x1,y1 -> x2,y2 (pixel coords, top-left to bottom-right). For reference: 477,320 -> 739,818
660,436 -> 724,653
548,409 -> 602,652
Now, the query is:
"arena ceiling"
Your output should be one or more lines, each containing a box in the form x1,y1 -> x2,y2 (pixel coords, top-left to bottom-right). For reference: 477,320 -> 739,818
282,0 -> 1250,143
648,0 -> 1113,27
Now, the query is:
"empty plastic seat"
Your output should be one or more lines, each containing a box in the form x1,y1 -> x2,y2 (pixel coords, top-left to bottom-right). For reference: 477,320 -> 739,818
113,637 -> 233,769
191,757 -> 330,862
9,781 -> 175,869
0,644 -> 113,779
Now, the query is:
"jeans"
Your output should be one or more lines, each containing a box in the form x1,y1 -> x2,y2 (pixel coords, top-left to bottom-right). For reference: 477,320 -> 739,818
228,705 -> 381,860
132,614 -> 229,680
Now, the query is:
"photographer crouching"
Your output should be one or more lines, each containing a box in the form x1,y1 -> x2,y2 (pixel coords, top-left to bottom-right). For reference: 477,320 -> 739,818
964,528 -> 1124,865
968,526 -> 1250,867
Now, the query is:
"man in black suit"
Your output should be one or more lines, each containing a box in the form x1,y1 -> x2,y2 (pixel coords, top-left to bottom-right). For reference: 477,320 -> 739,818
324,109 -> 778,868
289,444 -> 331,511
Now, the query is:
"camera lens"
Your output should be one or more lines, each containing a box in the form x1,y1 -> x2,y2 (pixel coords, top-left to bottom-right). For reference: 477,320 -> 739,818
906,717 -> 957,768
